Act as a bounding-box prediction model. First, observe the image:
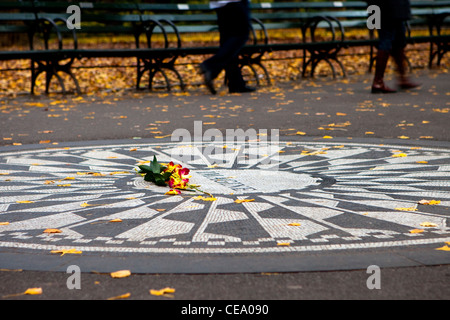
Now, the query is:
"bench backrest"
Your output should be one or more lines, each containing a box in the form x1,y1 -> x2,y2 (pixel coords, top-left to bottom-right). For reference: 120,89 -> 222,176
1,1 -> 449,48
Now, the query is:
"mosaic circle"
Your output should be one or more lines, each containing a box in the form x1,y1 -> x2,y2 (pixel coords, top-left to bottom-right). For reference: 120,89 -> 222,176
0,140 -> 449,255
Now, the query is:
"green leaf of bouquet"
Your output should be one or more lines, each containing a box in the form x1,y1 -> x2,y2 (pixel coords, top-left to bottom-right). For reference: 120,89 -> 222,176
162,171 -> 172,180
144,172 -> 156,182
154,174 -> 167,186
150,155 -> 161,174
138,165 -> 153,173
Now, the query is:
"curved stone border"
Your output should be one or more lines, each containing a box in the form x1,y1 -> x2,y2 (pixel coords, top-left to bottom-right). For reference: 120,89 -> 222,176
0,137 -> 449,273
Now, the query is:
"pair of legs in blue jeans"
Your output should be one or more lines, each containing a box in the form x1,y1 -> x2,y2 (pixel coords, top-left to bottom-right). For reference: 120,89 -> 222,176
200,0 -> 255,94
372,21 -> 419,93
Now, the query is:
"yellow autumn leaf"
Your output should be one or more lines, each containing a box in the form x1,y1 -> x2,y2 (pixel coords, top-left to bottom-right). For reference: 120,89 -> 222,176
409,229 -> 424,234
395,207 -> 418,211
165,189 -> 181,195
296,131 -> 306,135
398,135 -> 410,139
149,287 -> 175,296
420,222 -> 438,228
277,242 -> 291,246
107,292 -> 131,300
288,223 -> 301,226
80,202 -> 105,207
109,219 -> 123,223
51,248 -> 82,256
392,153 -> 408,158
109,171 -> 130,175
43,228 -> 62,234
416,161 -> 428,164
24,287 -> 43,295
418,200 -> 441,205
435,245 -> 450,252
110,270 -> 131,278
235,199 -> 255,203
16,200 -> 34,204
77,172 -> 105,176
322,136 -> 333,139
0,222 -> 9,226
194,195 -> 217,201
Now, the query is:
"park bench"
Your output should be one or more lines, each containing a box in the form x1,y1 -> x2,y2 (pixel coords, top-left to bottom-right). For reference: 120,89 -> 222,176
0,1 -> 449,94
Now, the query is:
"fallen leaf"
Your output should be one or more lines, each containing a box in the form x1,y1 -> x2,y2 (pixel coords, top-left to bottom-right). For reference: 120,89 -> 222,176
288,223 -> 301,226
165,189 -> 181,195
194,195 -> 217,201
392,153 -> 408,158
24,288 -> 43,295
395,207 -> 418,211
43,228 -> 62,234
435,245 -> 450,252
51,248 -> 82,256
109,171 -> 130,175
149,287 -> 175,296
110,270 -> 131,278
107,292 -> 131,300
409,229 -> 424,234
418,200 -> 441,205
235,199 -> 255,203
16,200 -> 34,204
420,222 -> 438,227
277,242 -> 291,246
80,202 -> 105,207
0,222 -> 9,226
322,136 -> 333,139
77,172 -> 105,176
109,219 -> 122,223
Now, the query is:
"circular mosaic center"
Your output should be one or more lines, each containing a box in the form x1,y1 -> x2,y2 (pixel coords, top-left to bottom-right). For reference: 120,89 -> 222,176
134,169 -> 321,195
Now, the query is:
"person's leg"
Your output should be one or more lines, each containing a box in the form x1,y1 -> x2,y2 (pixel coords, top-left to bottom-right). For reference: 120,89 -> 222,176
200,1 -> 251,93
391,22 -> 420,89
372,27 -> 396,93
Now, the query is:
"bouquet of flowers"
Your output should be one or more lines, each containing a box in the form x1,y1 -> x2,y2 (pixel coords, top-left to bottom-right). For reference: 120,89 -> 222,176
137,156 -> 212,196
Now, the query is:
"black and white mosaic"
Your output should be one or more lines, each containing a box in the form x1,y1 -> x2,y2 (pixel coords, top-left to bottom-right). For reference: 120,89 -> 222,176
0,141 -> 449,255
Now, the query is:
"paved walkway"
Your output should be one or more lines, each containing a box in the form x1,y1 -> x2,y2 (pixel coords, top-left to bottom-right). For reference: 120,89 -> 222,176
0,69 -> 449,299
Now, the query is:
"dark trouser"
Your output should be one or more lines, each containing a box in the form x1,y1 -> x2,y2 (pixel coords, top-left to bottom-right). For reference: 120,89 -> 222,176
378,20 -> 407,53
202,0 -> 250,90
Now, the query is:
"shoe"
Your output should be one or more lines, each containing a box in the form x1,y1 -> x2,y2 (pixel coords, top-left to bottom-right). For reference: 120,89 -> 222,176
371,50 -> 397,94
199,63 -> 216,95
229,86 -> 256,93
371,82 -> 397,94
398,79 -> 420,90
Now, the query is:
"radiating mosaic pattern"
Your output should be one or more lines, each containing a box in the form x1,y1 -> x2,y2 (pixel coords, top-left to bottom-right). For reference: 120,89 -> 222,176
0,141 -> 449,254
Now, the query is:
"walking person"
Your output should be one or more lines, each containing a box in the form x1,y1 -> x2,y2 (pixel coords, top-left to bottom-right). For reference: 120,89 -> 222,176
371,0 -> 420,93
199,0 -> 256,94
